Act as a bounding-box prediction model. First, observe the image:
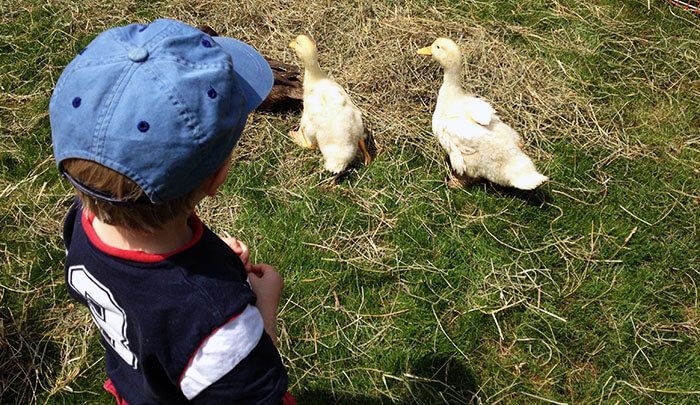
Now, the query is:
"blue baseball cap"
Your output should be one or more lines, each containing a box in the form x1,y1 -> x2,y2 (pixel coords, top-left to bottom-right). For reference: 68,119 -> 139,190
50,19 -> 273,204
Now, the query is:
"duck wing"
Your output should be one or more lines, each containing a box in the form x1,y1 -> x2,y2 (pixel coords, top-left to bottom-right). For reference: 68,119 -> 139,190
450,96 -> 495,126
303,81 -> 361,144
437,97 -> 496,155
305,81 -> 352,115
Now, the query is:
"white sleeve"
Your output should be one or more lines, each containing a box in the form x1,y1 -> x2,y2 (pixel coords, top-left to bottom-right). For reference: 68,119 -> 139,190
179,304 -> 264,400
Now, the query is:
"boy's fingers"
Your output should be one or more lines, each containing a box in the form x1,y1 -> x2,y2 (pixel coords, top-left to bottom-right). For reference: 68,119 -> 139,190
237,243 -> 252,271
221,236 -> 247,255
239,243 -> 250,261
251,263 -> 273,274
222,237 -> 254,273
230,242 -> 243,254
250,264 -> 282,286
221,237 -> 237,249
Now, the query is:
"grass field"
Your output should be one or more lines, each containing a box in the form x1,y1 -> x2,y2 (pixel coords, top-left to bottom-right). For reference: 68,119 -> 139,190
1,0 -> 699,403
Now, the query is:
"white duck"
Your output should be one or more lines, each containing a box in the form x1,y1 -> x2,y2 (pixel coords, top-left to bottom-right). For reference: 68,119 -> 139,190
418,38 -> 548,190
288,35 -> 371,173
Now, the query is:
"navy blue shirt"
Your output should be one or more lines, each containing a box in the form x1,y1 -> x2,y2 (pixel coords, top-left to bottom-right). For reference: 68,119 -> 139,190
62,201 -> 288,404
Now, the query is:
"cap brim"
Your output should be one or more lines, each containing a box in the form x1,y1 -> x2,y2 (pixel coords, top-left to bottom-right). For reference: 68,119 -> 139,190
213,37 -> 273,113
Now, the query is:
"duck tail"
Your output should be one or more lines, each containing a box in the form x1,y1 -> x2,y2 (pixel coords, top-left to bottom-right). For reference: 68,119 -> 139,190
506,155 -> 548,190
511,172 -> 549,190
324,159 -> 347,174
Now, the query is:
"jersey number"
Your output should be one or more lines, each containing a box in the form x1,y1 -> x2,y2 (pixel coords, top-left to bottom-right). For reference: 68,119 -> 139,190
68,265 -> 138,369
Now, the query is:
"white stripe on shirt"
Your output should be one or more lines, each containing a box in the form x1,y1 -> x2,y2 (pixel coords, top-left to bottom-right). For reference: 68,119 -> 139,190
180,304 -> 264,400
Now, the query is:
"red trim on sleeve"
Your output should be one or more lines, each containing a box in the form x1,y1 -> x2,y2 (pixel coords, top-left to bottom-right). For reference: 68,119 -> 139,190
104,379 -> 129,405
178,311 -> 243,385
81,210 -> 204,263
283,391 -> 297,405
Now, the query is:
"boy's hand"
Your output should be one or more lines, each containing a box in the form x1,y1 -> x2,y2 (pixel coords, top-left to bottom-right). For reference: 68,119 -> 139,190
247,264 -> 283,301
247,263 -> 283,346
221,237 -> 252,272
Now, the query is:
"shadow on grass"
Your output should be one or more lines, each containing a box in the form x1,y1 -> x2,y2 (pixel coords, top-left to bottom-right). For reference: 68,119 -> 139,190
294,354 -> 479,404
0,305 -> 54,403
444,156 -> 554,207
480,181 -> 554,207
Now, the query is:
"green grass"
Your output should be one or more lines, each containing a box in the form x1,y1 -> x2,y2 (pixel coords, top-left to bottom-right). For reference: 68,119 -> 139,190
2,0 -> 699,403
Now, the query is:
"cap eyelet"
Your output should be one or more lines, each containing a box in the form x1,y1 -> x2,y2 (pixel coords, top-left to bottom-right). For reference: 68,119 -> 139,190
128,47 -> 149,63
207,87 -> 217,99
137,121 -> 150,132
72,97 -> 81,108
201,38 -> 212,48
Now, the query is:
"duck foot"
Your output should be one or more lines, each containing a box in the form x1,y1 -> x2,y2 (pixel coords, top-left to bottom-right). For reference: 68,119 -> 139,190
445,170 -> 477,188
289,127 -> 316,149
358,138 -> 372,166
325,168 -> 352,186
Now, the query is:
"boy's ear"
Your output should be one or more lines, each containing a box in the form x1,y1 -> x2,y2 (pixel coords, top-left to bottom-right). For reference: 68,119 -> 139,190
204,159 -> 232,197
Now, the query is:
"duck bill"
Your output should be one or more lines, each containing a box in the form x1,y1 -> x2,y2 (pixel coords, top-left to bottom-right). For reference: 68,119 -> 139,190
417,46 -> 432,55
289,40 -> 297,49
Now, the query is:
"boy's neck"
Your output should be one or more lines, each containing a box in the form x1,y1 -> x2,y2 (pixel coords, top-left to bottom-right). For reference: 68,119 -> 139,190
92,213 -> 194,254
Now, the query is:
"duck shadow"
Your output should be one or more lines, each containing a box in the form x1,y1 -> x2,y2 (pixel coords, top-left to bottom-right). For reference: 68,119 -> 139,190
444,155 -> 553,207
474,179 -> 554,207
293,354 -> 479,404
406,354 -> 479,404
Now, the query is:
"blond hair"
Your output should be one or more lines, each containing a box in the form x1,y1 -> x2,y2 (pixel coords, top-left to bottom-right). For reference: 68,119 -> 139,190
62,159 -> 201,233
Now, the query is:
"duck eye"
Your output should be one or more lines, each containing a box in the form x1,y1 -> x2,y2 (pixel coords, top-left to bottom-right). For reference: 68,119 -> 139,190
436,45 -> 441,49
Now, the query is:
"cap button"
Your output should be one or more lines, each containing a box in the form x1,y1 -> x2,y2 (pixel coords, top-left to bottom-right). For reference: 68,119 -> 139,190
128,47 -> 149,63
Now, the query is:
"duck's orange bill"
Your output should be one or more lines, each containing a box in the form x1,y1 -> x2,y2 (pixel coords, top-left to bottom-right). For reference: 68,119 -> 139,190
417,46 -> 432,55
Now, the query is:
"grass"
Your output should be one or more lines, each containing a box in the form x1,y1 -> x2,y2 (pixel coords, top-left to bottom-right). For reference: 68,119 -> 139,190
1,0 -> 699,403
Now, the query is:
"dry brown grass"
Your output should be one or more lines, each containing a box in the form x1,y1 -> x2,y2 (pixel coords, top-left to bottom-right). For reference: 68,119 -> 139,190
182,0 -> 611,159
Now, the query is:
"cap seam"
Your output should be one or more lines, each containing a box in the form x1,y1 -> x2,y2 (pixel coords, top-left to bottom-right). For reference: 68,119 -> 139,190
107,29 -> 131,53
212,37 -> 272,113
91,63 -> 139,159
141,61 -> 204,142
215,38 -> 265,74
142,20 -> 181,50
150,55 -> 232,70
70,57 -> 130,71
240,46 -> 264,72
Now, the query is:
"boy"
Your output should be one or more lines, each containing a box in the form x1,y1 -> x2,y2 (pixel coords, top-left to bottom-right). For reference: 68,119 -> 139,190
50,19 -> 293,404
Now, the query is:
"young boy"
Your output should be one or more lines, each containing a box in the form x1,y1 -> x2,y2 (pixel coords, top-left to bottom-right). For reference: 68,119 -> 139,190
50,19 -> 294,404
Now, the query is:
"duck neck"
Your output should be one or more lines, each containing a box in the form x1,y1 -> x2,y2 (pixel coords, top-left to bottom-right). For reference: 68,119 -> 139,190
303,58 -> 326,87
439,63 -> 463,99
